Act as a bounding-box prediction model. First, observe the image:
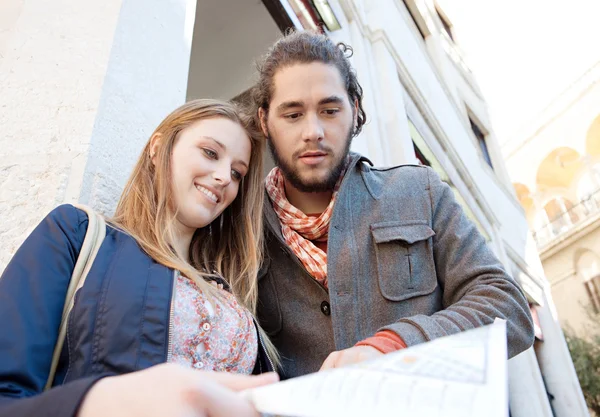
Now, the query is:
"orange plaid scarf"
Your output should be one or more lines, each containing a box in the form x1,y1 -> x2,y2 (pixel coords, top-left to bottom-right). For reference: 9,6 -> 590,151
265,166 -> 346,289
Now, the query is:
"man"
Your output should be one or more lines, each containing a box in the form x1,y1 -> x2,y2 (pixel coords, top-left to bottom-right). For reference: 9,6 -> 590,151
252,31 -> 534,379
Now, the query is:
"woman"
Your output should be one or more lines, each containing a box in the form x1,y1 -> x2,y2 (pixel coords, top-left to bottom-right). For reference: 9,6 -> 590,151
0,99 -> 278,417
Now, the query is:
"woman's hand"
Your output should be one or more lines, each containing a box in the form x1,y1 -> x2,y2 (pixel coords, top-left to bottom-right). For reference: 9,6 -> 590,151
78,363 -> 278,417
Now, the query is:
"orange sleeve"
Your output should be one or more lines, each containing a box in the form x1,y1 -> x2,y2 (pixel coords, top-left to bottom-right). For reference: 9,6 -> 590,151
354,330 -> 407,354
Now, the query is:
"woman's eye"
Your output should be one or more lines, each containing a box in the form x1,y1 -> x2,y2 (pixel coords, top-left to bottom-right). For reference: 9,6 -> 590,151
203,148 -> 217,159
231,169 -> 242,181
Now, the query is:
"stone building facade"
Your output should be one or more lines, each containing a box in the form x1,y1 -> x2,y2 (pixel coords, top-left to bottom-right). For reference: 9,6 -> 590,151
0,0 -> 588,415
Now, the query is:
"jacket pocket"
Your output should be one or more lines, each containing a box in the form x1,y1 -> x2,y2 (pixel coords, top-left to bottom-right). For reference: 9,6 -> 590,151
371,222 -> 437,301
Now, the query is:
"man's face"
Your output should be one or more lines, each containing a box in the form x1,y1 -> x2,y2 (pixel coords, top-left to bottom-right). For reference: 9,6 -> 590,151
261,62 -> 357,192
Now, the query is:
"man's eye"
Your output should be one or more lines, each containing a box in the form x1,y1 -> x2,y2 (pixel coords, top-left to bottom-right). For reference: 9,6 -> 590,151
323,109 -> 339,115
203,149 -> 217,159
285,113 -> 302,120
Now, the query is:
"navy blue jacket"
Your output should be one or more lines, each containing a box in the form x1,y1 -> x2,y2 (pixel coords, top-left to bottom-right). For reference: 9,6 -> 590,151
0,204 -> 273,417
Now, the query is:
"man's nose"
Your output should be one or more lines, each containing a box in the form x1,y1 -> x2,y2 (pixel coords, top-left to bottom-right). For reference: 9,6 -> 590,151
302,113 -> 324,143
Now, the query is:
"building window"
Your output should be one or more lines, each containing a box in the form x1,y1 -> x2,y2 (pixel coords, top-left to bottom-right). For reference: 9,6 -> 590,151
261,0 -> 297,32
533,197 -> 581,246
469,116 -> 494,170
287,0 -> 341,32
402,0 -> 427,39
409,119 -> 490,241
577,168 -> 600,216
312,0 -> 341,31
435,5 -> 454,41
543,197 -> 579,235
585,276 -> 600,313
577,251 -> 600,312
414,143 -> 430,167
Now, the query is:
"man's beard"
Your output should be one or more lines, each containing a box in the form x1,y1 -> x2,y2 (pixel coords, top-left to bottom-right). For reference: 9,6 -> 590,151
267,127 -> 353,193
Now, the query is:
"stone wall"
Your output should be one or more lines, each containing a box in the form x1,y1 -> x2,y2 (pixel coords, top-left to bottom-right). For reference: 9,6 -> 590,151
0,0 -> 195,270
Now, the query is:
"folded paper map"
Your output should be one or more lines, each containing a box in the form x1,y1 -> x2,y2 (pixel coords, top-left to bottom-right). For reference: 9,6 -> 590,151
243,320 -> 508,417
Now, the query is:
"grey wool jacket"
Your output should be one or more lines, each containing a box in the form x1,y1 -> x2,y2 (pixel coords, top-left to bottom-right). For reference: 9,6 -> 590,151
257,153 -> 534,379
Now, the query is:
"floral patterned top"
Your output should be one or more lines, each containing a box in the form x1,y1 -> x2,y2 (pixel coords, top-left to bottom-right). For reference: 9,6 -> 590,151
168,271 -> 258,374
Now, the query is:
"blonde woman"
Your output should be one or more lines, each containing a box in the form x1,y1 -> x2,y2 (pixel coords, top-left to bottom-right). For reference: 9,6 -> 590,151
0,99 -> 278,417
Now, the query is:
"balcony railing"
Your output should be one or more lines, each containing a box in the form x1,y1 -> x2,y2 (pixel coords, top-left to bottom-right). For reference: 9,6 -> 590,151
533,189 -> 600,249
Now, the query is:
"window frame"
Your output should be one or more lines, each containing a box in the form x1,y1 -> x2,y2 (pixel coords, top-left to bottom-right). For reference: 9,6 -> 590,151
585,275 -> 600,313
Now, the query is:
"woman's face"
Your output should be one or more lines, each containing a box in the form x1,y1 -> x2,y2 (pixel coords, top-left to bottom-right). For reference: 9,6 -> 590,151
169,117 -> 251,234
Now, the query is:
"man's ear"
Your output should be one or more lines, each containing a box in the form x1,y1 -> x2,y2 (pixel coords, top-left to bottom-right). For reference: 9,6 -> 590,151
149,133 -> 162,166
258,107 -> 269,138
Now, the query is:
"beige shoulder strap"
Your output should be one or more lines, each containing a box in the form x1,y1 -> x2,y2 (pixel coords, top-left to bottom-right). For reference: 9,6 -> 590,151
44,204 -> 106,390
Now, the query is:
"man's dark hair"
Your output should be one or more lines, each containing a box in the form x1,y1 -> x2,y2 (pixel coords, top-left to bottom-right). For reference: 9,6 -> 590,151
252,30 -> 367,137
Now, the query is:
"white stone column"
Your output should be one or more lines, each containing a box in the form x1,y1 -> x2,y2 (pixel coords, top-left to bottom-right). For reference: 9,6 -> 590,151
534,289 -> 590,416
77,0 -> 198,215
508,348 -> 553,417
0,0 -> 123,271
346,19 -> 385,164
491,227 -> 511,267
370,39 -> 417,165
423,31 -> 461,104
542,208 -> 553,245
0,0 -> 197,271
557,198 -> 573,227
485,131 -> 518,195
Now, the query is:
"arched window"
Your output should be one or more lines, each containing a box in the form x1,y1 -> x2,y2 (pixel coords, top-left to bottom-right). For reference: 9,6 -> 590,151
536,147 -> 582,191
543,197 -> 579,235
532,210 -> 552,246
577,171 -> 596,200
576,251 -> 600,312
585,114 -> 600,157
577,170 -> 600,216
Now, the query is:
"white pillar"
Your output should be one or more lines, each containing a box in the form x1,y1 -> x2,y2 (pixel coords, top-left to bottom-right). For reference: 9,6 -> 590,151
557,199 -> 573,227
77,0 -> 197,214
346,19 -> 385,164
492,227 -> 511,267
508,348 -> 554,417
0,0 -> 123,271
534,290 -> 590,416
0,0 -> 197,271
370,39 -> 417,165
485,131 -> 518,194
424,31 -> 461,107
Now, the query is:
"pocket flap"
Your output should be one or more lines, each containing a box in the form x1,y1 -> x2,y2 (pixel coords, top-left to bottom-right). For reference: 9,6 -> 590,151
371,223 -> 435,244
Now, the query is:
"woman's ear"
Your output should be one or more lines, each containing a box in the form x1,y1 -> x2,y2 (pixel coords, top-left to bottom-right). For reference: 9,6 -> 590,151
149,133 -> 162,166
258,108 -> 268,138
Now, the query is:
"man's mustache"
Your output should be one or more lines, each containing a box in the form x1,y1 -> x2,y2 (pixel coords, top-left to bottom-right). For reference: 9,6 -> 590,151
292,145 -> 333,159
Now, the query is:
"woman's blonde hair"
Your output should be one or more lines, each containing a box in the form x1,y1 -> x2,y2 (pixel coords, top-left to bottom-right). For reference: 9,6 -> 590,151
110,99 -> 278,365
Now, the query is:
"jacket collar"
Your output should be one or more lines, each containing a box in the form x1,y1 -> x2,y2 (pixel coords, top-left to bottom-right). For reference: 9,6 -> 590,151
264,188 -> 285,243
263,152 -> 371,241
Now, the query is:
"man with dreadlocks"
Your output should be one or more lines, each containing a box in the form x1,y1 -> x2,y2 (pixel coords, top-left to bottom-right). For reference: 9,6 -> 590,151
252,30 -> 534,379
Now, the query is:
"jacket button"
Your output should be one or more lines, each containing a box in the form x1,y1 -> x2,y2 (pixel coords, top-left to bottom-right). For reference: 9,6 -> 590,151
320,301 -> 331,316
